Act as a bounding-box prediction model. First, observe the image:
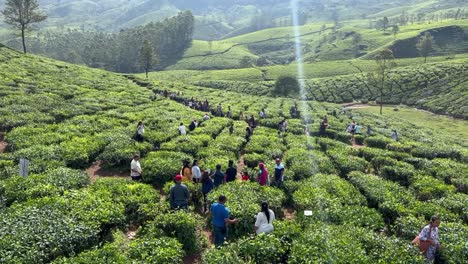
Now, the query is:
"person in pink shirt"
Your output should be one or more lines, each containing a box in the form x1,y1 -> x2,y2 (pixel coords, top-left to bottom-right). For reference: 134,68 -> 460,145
257,163 -> 269,186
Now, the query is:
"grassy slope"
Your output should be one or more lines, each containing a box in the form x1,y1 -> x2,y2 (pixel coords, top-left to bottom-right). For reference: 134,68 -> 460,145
352,105 -> 468,141
168,20 -> 468,70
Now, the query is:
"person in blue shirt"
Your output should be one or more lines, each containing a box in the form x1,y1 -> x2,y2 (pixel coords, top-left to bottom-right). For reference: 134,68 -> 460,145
274,158 -> 285,188
210,195 -> 238,247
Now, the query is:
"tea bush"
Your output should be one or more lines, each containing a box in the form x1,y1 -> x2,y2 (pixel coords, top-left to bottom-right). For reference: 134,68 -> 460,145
141,211 -> 206,254
141,151 -> 193,187
207,181 -> 285,239
0,167 -> 88,207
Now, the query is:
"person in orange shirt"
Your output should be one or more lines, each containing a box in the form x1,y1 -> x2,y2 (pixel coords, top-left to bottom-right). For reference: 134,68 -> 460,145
181,160 -> 192,182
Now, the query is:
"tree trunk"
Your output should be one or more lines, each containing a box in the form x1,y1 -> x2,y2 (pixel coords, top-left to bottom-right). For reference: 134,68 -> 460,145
21,25 -> 27,54
424,55 -> 427,63
380,72 -> 385,115
145,69 -> 148,79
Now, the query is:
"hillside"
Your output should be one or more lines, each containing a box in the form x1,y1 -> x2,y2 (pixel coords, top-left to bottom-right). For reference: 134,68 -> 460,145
0,41 -> 467,263
0,0 -> 466,41
167,20 -> 468,70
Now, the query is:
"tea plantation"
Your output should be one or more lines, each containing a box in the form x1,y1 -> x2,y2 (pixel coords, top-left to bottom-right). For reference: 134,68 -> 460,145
0,43 -> 467,264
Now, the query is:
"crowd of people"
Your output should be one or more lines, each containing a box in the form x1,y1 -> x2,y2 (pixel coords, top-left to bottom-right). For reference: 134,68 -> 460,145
129,100 -> 421,253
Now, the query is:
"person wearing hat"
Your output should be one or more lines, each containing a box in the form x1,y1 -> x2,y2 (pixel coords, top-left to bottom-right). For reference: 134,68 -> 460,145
169,174 -> 190,210
274,158 -> 285,188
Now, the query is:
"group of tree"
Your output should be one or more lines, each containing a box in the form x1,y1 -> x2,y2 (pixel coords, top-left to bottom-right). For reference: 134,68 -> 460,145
2,2 -> 194,73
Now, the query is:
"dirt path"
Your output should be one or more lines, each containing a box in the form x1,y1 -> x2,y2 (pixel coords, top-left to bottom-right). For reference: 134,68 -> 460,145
86,160 -> 129,183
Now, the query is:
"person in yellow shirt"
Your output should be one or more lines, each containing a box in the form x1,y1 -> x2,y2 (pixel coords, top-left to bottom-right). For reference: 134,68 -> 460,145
181,160 -> 193,182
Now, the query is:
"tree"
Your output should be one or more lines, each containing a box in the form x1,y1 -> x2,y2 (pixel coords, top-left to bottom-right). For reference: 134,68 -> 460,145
139,40 -> 157,78
1,0 -> 47,53
352,33 -> 363,57
416,32 -> 434,63
392,25 -> 400,39
374,48 -> 396,114
382,16 -> 389,32
273,76 -> 300,97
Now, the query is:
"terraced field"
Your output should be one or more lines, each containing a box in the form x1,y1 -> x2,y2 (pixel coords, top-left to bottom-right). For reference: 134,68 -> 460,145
0,45 -> 466,263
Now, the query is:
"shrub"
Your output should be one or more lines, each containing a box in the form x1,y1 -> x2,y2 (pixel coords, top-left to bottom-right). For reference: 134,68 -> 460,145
274,76 -> 299,97
289,224 -> 423,263
410,174 -> 455,201
89,178 -> 159,224
380,161 -> 415,186
328,149 -> 369,177
129,236 -> 184,264
364,136 -> 393,149
0,167 -> 89,207
411,146 -> 462,161
141,211 -> 206,254
141,151 -> 192,187
52,231 -> 130,264
207,181 -> 285,240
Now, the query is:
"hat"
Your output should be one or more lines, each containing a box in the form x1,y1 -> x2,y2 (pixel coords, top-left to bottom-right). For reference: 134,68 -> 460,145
276,158 -> 281,162
174,174 -> 183,181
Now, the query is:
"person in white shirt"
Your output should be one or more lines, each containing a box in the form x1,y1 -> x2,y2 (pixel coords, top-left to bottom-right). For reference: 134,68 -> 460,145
179,123 -> 187,135
130,154 -> 142,181
203,113 -> 210,121
254,201 -> 275,235
191,159 -> 202,183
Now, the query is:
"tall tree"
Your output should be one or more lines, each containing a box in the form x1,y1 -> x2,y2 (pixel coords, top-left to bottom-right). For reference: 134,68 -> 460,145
416,32 -> 434,63
139,40 -> 157,78
374,48 -> 396,115
1,0 -> 47,53
382,16 -> 389,32
392,25 -> 400,39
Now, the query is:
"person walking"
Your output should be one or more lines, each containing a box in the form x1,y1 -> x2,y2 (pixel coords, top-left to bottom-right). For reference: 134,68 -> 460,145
415,215 -> 441,262
181,160 -> 193,182
257,163 -> 269,186
274,158 -> 285,188
210,195 -> 239,247
179,122 -> 187,136
367,125 -> 372,136
191,159 -> 202,183
136,121 -> 145,142
130,154 -> 142,181
254,201 -> 275,235
169,174 -> 190,210
201,170 -> 214,213
391,130 -> 399,141
213,164 -> 225,187
225,160 -> 237,183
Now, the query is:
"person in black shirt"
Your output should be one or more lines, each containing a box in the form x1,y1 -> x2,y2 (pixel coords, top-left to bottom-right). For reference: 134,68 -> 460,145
225,160 -> 237,182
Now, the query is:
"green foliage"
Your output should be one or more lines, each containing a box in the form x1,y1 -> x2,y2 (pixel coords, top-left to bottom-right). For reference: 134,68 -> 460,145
380,161 -> 415,186
141,151 -> 193,187
207,181 -> 285,239
0,167 -> 89,207
141,211 -> 206,254
52,231 -> 130,264
163,180 -> 203,210
293,175 -> 383,230
273,76 -> 300,97
364,136 -> 393,149
289,224 -> 423,263
89,178 -> 159,224
203,233 -> 288,264
129,236 -> 184,264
